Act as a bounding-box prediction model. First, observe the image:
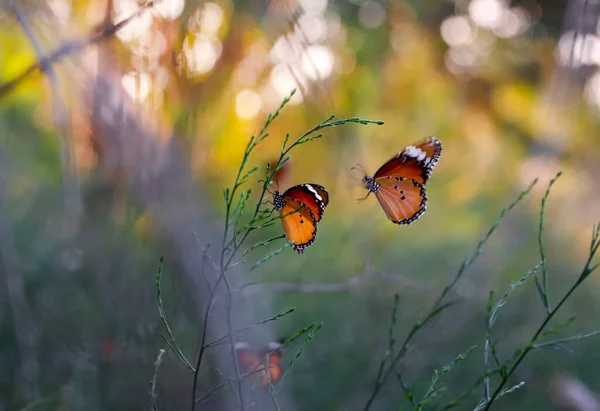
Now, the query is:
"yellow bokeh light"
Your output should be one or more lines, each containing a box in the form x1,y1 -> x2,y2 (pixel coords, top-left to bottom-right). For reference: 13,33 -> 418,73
235,89 -> 262,119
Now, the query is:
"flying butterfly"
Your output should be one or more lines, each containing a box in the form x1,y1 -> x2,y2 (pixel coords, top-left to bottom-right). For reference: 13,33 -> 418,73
272,184 -> 329,254
359,137 -> 442,224
235,339 -> 285,388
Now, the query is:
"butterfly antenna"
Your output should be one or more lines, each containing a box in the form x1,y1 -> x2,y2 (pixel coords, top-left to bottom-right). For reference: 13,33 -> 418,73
350,163 -> 369,184
263,181 -> 276,196
351,162 -> 367,174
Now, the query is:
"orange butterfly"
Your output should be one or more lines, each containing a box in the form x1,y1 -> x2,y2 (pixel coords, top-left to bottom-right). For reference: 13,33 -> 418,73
235,340 -> 285,388
359,137 -> 442,224
272,184 -> 330,254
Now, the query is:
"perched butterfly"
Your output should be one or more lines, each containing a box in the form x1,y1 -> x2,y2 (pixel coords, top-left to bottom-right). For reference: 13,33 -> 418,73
272,184 -> 329,254
235,339 -> 285,388
359,137 -> 442,224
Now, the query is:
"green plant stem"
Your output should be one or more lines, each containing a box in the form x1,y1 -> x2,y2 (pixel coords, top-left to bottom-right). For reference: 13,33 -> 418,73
364,180 -> 537,411
156,257 -> 194,371
150,349 -> 166,411
485,223 -> 600,410
537,171 -> 562,313
443,367 -> 504,410
227,115 -> 383,269
205,307 -> 296,348
484,278 -> 581,410
191,281 -> 217,409
364,303 -> 452,410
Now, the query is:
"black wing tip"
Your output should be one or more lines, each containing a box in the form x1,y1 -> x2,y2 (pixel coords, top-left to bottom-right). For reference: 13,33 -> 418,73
300,184 -> 330,217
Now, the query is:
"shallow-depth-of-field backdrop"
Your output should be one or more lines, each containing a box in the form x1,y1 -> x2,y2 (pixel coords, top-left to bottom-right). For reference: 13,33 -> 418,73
1,0 -> 600,410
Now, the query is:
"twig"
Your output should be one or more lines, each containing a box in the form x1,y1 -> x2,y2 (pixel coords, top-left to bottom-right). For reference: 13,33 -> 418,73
432,179 -> 538,312
191,268 -> 219,408
363,180 -> 538,411
239,268 -> 432,295
483,224 -> 600,410
156,257 -> 194,371
150,349 -> 166,411
205,307 -> 296,348
536,171 -> 562,313
483,264 -> 541,401
0,0 -> 156,99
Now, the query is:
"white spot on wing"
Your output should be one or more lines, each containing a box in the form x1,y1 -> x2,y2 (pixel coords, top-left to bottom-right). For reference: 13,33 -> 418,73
403,145 -> 427,160
267,342 -> 282,350
235,342 -> 251,350
305,184 -> 323,202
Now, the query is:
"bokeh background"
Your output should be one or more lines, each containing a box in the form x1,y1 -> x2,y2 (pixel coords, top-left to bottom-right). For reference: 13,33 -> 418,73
1,0 -> 600,409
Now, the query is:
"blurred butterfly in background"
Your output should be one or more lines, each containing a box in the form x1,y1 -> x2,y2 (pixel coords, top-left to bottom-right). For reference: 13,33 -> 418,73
272,184 -> 330,254
235,339 -> 285,388
267,156 -> 291,187
358,137 -> 442,224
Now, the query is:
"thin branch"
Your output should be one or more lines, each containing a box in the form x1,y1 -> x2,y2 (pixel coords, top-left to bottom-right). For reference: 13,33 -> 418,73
0,0 -> 156,99
239,269 -> 432,295
150,349 -> 166,411
191,269 -> 220,408
205,307 -> 296,348
156,257 -> 194,371
484,223 -> 600,410
363,180 -> 538,411
536,171 -> 562,313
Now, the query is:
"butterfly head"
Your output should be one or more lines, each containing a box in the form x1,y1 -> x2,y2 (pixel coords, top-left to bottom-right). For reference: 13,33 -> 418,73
362,175 -> 380,193
355,175 -> 378,202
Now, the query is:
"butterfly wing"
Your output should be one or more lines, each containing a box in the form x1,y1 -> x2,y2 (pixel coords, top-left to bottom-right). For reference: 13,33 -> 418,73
373,137 -> 442,185
263,351 -> 283,386
235,342 -> 260,375
279,198 -> 318,254
282,184 -> 329,222
374,178 -> 427,224
258,342 -> 283,387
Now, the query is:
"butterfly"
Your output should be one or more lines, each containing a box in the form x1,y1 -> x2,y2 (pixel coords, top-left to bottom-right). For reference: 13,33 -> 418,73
235,339 -> 285,388
272,184 -> 330,254
359,137 -> 442,224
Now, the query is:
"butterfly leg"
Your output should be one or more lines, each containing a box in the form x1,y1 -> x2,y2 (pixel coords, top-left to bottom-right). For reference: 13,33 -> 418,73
356,191 -> 372,202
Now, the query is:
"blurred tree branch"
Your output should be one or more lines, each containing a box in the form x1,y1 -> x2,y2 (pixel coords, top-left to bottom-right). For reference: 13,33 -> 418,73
548,374 -> 600,411
0,0 -> 156,100
9,0 -> 81,250
240,266 -> 432,295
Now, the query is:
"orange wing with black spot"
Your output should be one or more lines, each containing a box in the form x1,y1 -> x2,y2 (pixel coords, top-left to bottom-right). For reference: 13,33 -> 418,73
373,137 -> 442,185
361,137 -> 441,225
282,184 -> 329,222
279,198 -> 317,254
374,178 -> 427,225
273,184 -> 330,254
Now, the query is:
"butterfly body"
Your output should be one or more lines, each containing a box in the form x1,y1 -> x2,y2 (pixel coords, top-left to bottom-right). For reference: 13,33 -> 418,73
273,184 -> 329,254
361,137 -> 442,225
